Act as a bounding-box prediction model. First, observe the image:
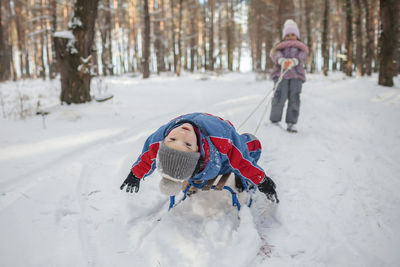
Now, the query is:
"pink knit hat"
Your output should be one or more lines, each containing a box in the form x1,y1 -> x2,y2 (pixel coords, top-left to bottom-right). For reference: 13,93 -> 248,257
282,19 -> 300,39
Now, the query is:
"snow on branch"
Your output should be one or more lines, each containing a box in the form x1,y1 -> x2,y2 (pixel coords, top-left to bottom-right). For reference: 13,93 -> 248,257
68,17 -> 83,30
54,31 -> 78,55
54,31 -> 75,40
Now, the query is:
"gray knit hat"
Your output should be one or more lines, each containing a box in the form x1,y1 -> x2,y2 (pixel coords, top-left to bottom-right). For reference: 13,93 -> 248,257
157,142 -> 200,195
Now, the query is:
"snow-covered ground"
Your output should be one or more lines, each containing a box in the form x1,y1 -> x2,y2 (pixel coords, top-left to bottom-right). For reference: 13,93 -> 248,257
0,72 -> 399,267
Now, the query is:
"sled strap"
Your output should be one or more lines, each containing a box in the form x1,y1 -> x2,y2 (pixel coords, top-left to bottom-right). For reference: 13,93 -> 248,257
211,185 -> 241,210
187,173 -> 231,191
168,181 -> 199,210
169,196 -> 175,210
168,173 -> 243,211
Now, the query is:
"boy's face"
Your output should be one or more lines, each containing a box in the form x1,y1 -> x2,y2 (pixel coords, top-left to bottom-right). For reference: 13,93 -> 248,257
164,123 -> 199,152
285,33 -> 297,40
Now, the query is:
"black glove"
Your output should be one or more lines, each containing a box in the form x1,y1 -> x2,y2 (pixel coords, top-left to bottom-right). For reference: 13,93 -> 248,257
258,176 -> 279,203
120,171 -> 140,193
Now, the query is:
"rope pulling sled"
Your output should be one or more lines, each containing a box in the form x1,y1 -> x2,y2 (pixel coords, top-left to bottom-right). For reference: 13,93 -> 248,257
238,66 -> 289,134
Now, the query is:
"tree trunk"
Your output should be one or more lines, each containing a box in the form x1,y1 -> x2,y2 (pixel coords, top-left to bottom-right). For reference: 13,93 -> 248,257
106,0 -> 114,75
155,0 -> 166,73
363,0 -> 374,75
113,0 -> 124,74
218,8 -> 223,69
354,0 -> 363,76
129,0 -> 140,71
170,0 -> 177,73
54,0 -> 100,104
190,0 -> 197,72
305,0 -> 314,73
322,0 -> 329,76
345,0 -> 353,77
208,0 -> 214,71
39,29 -> 46,80
378,0 -> 398,86
264,32 -> 273,71
142,0 -> 151,78
99,0 -> 113,75
49,0 -> 58,79
39,0 -> 47,80
176,0 -> 183,76
396,2 -> 400,76
43,0 -> 55,79
332,0 -> 341,72
202,3 -> 208,70
34,32 -> 43,79
128,0 -> 137,72
154,0 -> 162,74
226,0 -> 234,71
13,0 -> 28,78
27,0 -> 37,78
255,11 -> 262,72
0,0 -> 12,81
237,25 -> 241,71
160,0 -> 166,71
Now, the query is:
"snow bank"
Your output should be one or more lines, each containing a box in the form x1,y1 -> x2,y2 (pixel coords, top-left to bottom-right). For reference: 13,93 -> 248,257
0,72 -> 399,267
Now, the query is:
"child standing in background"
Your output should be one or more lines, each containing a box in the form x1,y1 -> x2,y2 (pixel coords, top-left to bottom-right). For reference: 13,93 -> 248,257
270,19 -> 309,133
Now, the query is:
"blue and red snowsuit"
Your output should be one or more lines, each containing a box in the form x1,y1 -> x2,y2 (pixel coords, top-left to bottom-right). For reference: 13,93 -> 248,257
131,113 -> 266,186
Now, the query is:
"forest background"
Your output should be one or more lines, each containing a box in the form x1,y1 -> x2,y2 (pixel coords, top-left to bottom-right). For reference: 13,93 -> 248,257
0,0 -> 399,105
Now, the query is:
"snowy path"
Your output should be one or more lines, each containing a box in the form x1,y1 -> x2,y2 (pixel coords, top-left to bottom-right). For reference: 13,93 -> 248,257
0,73 -> 399,267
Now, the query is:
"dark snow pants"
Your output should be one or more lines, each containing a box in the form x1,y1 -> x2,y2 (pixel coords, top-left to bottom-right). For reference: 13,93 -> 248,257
269,78 -> 302,124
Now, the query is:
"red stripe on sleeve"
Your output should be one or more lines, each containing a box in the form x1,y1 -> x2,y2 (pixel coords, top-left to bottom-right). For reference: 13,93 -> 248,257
210,137 -> 264,184
201,138 -> 210,170
131,142 -> 160,179
246,139 -> 262,152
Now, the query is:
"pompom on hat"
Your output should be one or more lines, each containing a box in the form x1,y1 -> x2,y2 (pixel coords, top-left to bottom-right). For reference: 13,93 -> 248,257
282,19 -> 300,39
156,142 -> 200,195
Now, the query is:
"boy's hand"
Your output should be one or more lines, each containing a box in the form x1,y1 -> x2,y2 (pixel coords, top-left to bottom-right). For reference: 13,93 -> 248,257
120,171 -> 140,193
258,176 -> 279,203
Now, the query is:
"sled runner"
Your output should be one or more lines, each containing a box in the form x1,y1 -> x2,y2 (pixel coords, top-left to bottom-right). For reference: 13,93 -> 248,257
168,173 -> 255,211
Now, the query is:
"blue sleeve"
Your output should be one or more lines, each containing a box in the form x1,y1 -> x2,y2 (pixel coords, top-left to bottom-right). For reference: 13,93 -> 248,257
131,123 -> 170,179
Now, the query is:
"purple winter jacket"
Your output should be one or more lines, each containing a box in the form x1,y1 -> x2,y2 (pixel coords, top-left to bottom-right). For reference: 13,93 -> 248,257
270,40 -> 309,82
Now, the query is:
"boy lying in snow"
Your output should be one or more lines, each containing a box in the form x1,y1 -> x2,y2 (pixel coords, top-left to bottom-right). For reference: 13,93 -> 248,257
120,113 -> 278,202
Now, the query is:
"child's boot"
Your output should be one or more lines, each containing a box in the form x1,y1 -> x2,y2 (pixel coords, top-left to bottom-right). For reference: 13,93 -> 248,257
287,123 -> 297,133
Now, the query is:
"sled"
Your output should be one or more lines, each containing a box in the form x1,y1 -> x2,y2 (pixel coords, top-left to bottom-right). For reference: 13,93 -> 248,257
168,173 -> 255,211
